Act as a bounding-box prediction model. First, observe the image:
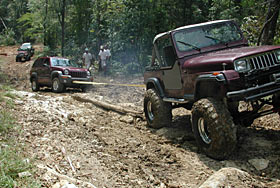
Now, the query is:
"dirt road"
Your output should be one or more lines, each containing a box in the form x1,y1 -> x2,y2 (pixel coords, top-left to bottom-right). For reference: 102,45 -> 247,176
0,45 -> 280,187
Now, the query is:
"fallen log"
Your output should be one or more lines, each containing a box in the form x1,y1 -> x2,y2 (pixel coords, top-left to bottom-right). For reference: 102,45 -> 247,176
72,94 -> 144,119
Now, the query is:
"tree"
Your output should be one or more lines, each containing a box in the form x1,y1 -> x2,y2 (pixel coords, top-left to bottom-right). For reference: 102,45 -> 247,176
259,0 -> 280,45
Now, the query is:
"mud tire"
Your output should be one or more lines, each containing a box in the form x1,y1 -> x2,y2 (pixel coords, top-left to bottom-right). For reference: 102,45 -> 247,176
191,98 -> 237,160
31,78 -> 40,92
52,77 -> 65,93
144,89 -> 172,128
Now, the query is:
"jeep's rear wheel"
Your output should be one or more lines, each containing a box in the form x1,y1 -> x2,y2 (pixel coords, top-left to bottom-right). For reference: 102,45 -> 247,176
31,78 -> 40,92
52,77 -> 65,93
191,98 -> 237,160
144,89 -> 172,128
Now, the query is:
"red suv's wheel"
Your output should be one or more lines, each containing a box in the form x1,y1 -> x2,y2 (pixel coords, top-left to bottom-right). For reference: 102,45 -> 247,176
52,77 -> 65,93
144,88 -> 172,128
31,78 -> 40,92
191,98 -> 237,160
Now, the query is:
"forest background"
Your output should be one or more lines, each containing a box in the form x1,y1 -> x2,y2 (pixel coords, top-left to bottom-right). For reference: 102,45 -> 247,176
0,0 -> 279,75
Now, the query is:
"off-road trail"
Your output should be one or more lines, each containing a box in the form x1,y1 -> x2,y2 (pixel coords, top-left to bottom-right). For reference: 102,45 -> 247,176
0,45 -> 280,187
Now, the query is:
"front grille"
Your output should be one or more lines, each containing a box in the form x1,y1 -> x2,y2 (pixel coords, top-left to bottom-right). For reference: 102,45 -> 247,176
249,52 -> 279,70
70,71 -> 87,78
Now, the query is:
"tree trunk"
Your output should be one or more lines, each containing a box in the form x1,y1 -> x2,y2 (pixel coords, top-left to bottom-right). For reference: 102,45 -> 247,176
61,0 -> 66,56
43,0 -> 48,46
261,0 -> 280,45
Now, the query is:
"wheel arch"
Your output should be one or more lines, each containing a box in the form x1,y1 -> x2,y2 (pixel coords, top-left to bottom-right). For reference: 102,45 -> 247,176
51,71 -> 63,80
194,74 -> 227,101
145,77 -> 165,98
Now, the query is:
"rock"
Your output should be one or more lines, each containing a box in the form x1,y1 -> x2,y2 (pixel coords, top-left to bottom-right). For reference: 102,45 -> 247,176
52,180 -> 78,188
52,182 -> 61,188
18,171 -> 32,178
23,158 -> 30,164
248,158 -> 270,171
120,115 -> 134,124
199,167 -> 251,188
61,183 -> 78,188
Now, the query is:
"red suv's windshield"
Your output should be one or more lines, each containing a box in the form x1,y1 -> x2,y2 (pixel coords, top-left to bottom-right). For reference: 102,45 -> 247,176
174,21 -> 243,52
51,58 -> 79,67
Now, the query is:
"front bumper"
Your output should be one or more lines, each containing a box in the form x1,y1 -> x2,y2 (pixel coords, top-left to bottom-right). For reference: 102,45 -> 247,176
59,75 -> 93,87
17,54 -> 26,58
227,73 -> 280,101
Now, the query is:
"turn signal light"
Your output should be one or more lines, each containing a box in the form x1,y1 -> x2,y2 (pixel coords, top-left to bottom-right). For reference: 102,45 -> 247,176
212,72 -> 220,76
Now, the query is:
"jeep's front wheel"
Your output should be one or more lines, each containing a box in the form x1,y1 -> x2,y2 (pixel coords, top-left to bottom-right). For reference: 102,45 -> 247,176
144,89 -> 172,128
31,78 -> 40,92
52,77 -> 65,93
191,98 -> 237,160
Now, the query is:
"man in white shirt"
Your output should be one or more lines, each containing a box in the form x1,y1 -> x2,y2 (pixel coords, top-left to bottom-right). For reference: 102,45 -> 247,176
104,45 -> 111,61
98,45 -> 108,74
82,48 -> 93,70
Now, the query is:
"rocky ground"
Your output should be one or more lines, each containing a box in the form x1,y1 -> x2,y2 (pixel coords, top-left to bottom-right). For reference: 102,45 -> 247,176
0,45 -> 280,188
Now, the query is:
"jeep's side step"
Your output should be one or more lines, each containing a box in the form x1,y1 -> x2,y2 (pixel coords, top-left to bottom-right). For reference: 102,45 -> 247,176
163,97 -> 189,104
163,94 -> 194,104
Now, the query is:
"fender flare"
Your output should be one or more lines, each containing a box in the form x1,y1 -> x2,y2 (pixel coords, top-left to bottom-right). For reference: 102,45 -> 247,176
51,70 -> 63,80
194,73 -> 227,100
145,77 -> 165,98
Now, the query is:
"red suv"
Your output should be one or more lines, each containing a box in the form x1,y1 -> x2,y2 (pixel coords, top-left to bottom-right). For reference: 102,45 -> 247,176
30,56 -> 93,92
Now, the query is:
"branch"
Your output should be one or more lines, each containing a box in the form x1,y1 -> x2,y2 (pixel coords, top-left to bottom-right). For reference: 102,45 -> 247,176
72,94 -> 144,119
0,17 -> 7,30
37,164 -> 97,188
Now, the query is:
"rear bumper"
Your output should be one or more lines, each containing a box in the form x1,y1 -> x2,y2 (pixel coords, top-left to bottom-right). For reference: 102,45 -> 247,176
227,73 -> 280,101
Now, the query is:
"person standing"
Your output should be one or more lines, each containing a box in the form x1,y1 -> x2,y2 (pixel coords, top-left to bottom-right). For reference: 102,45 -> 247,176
82,48 -> 93,70
104,44 -> 111,74
104,44 -> 111,61
98,45 -> 108,75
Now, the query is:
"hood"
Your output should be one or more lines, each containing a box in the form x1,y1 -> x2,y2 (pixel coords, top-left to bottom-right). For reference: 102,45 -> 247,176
52,66 -> 88,72
183,46 -> 280,71
18,50 -> 28,54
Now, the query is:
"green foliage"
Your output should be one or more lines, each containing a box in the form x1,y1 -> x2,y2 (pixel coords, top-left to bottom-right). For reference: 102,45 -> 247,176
1,0 -> 280,74
0,110 -> 15,133
17,12 -> 44,43
0,143 -> 41,188
0,84 -> 41,188
0,28 -> 16,45
241,16 -> 262,45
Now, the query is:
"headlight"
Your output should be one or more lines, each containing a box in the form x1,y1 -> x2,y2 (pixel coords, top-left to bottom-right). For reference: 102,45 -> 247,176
64,69 -> 69,75
87,71 -> 91,76
275,50 -> 280,62
234,59 -> 251,73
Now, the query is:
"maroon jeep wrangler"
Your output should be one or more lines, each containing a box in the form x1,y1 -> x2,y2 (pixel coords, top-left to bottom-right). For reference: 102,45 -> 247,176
30,56 -> 93,93
144,20 -> 280,160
